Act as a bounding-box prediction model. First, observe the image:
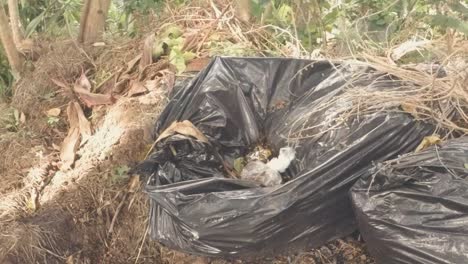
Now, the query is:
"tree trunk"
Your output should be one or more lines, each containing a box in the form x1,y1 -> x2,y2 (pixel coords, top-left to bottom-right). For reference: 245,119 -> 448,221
78,0 -> 112,44
7,0 -> 23,47
235,0 -> 251,23
0,5 -> 23,79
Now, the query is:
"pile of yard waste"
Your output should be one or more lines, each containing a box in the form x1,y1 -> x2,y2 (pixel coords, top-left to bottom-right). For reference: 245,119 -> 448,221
137,56 -> 468,263
0,1 -> 467,263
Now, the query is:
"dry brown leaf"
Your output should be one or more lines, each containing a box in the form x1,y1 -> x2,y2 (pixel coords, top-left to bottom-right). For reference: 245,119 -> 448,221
73,102 -> 92,138
51,78 -> 69,89
127,81 -> 148,97
185,57 -> 211,72
128,175 -> 140,193
125,54 -> 142,74
140,34 -> 155,70
60,126 -> 80,170
160,69 -> 175,93
415,135 -> 441,153
156,120 -> 209,144
76,72 -> 92,91
60,102 -> 92,170
46,108 -> 61,117
74,86 -> 116,107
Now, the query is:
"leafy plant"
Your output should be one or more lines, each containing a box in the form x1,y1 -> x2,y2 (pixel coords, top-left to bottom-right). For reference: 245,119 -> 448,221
46,116 -> 60,127
111,165 -> 130,184
152,25 -> 196,73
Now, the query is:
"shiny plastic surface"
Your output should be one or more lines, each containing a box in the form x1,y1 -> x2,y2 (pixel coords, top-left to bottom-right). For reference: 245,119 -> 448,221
351,138 -> 468,264
139,57 -> 434,257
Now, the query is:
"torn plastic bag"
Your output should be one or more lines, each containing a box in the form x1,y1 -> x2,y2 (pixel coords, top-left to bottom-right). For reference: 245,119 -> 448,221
139,57 -> 434,257
351,137 -> 468,264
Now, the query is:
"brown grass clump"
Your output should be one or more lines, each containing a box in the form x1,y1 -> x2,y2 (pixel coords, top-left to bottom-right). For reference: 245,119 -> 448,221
286,41 -> 468,142
11,40 -> 91,118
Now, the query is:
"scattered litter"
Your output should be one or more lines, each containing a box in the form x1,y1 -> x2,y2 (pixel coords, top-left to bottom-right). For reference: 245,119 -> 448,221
267,147 -> 295,173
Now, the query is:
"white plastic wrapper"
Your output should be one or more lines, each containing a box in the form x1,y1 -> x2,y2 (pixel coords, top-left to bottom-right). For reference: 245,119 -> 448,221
267,147 -> 296,173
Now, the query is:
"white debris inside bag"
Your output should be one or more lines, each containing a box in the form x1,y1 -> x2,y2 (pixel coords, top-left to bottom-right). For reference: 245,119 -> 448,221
240,147 -> 296,187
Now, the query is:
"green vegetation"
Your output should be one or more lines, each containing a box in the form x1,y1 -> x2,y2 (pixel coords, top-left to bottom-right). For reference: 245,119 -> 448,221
0,0 -> 467,98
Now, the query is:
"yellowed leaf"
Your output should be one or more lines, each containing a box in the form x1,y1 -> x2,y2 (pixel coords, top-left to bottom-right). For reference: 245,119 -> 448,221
46,108 -> 61,117
156,120 -> 209,144
415,135 -> 441,153
401,103 -> 418,118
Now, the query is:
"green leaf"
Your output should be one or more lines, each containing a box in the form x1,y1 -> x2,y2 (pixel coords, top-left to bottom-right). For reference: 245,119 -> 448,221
375,19 -> 387,26
165,37 -> 184,48
182,51 -> 196,61
169,49 -> 186,74
429,14 -> 468,35
465,163 -> 468,169
163,25 -> 183,38
25,11 -> 45,38
277,4 -> 293,23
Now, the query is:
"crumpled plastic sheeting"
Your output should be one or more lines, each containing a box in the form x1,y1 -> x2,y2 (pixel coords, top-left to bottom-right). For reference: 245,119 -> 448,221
139,57 -> 434,257
351,137 -> 468,264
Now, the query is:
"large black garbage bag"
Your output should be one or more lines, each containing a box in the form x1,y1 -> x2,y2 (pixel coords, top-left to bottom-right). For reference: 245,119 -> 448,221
138,57 -> 434,257
351,138 -> 468,264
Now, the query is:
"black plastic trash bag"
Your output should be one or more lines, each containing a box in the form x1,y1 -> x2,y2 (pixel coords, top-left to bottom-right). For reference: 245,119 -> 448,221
351,137 -> 468,264
138,57 -> 434,257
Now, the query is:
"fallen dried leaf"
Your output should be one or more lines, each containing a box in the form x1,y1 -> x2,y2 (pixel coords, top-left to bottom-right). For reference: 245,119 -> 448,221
185,57 -> 211,72
415,135 -> 441,153
127,81 -> 148,97
73,102 -> 92,138
156,120 -> 209,144
128,175 -> 140,193
60,126 -> 80,170
74,86 -> 116,107
160,69 -> 175,93
51,78 -> 69,89
60,102 -> 92,170
76,72 -> 92,91
46,108 -> 61,117
125,54 -> 142,74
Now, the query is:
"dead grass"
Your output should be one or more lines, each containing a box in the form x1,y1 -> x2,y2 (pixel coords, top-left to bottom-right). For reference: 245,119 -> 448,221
12,40 -> 91,119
